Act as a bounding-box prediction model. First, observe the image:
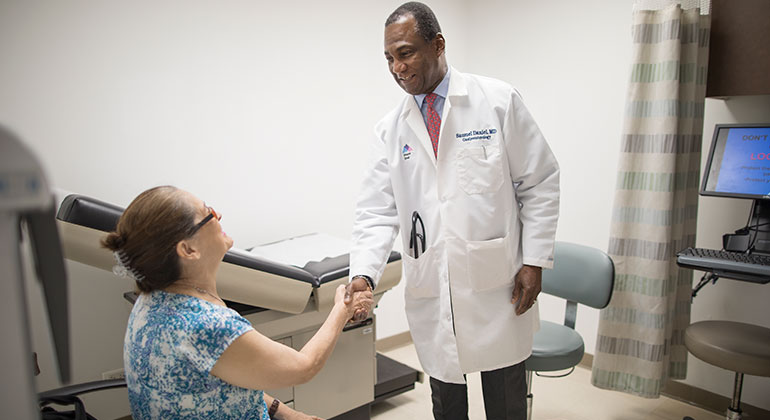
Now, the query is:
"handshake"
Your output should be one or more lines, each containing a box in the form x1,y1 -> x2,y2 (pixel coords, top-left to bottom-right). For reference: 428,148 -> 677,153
335,276 -> 375,323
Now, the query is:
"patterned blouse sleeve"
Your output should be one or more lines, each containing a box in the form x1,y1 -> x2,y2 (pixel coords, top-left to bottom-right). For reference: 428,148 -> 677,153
179,306 -> 254,373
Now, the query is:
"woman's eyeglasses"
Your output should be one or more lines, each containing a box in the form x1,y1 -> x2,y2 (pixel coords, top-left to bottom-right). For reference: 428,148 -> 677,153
189,205 -> 221,236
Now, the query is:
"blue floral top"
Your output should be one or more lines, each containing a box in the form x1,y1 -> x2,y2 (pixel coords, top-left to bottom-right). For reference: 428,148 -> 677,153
124,290 -> 269,420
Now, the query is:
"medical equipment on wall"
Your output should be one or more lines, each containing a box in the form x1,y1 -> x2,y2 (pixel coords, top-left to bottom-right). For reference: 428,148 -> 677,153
0,125 -> 71,419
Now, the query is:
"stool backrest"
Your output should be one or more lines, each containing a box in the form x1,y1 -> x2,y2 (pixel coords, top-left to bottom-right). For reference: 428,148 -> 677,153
542,242 -> 615,309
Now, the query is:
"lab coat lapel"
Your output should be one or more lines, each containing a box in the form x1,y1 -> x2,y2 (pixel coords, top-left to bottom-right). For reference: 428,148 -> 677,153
436,68 -> 467,163
402,97 -> 437,168
399,69 -> 469,167
444,67 -> 468,122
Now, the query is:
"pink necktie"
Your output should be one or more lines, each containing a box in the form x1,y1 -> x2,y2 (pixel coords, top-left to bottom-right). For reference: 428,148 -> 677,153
425,93 -> 441,158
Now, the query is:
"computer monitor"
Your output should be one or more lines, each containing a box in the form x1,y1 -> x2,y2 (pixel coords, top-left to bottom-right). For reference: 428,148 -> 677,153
701,123 -> 770,199
701,123 -> 770,254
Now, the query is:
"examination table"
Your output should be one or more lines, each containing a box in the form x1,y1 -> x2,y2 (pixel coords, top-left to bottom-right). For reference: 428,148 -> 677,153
55,194 -> 419,420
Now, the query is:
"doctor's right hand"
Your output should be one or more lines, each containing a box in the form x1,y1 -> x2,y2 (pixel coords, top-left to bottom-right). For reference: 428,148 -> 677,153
335,284 -> 373,323
512,264 -> 542,315
345,276 -> 373,322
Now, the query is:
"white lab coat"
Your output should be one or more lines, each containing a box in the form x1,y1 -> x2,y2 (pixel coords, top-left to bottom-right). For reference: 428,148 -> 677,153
350,68 -> 560,384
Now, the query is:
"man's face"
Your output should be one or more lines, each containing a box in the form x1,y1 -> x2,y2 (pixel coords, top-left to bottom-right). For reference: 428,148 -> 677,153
384,15 -> 445,96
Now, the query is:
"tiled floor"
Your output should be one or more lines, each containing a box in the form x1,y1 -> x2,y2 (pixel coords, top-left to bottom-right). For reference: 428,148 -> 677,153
372,344 -> 723,420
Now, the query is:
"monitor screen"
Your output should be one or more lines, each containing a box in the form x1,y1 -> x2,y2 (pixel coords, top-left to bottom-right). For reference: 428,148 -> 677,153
701,123 -> 770,200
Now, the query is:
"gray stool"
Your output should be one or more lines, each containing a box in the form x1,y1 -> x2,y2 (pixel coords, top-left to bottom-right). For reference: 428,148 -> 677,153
684,321 -> 770,420
525,242 -> 614,420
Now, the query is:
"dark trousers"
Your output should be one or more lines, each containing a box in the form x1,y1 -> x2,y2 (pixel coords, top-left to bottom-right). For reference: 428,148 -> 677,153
429,361 -> 527,420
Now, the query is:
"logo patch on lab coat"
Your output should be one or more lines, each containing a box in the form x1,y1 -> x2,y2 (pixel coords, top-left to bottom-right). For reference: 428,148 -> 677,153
402,144 -> 413,160
455,128 -> 498,142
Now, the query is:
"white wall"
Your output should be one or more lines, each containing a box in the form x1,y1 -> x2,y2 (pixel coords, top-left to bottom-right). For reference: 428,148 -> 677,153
2,0 -> 769,417
463,0 -> 632,366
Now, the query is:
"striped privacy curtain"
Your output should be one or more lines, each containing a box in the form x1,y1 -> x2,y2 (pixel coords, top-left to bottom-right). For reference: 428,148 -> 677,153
590,2 -> 710,398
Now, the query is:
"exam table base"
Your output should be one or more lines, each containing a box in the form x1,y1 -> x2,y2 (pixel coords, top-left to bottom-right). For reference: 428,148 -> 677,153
328,353 -> 420,420
330,404 -> 370,420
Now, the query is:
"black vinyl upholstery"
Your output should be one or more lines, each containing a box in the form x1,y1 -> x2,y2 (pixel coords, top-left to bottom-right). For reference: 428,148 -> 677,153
56,194 -> 400,287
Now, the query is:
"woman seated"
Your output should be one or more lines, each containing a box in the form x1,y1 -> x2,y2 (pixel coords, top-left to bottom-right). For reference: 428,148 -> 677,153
102,186 -> 373,420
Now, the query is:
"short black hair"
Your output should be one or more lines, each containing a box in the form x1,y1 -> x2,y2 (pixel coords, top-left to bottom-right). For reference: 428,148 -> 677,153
385,2 -> 442,43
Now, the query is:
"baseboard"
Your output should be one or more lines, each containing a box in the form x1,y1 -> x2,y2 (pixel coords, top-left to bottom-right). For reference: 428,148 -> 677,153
384,336 -> 770,419
375,331 -> 413,352
579,352 -> 593,369
662,379 -> 770,419
580,352 -> 770,419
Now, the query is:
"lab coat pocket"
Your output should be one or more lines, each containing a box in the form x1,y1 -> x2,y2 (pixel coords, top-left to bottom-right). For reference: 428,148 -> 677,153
402,244 -> 441,299
465,233 -> 515,292
457,143 -> 505,194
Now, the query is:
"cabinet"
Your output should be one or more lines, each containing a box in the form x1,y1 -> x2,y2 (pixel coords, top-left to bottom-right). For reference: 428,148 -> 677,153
706,0 -> 770,97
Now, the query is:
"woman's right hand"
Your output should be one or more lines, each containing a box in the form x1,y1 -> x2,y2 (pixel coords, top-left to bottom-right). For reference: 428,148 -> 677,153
213,286 -> 374,392
334,284 -> 373,321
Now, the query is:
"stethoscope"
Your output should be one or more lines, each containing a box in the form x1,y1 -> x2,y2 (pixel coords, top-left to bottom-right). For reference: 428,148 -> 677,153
409,211 -> 426,258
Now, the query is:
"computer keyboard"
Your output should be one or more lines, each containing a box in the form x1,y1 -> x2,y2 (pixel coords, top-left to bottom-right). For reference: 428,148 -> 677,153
677,247 -> 770,282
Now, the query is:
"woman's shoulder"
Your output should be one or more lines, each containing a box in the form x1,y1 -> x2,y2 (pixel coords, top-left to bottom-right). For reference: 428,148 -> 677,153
152,291 -> 250,329
129,291 -> 253,355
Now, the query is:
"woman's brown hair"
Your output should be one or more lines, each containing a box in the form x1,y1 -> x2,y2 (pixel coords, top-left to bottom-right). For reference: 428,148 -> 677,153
101,186 -> 198,293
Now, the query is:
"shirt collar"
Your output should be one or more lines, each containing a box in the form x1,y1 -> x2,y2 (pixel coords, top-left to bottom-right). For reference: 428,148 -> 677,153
414,67 -> 451,108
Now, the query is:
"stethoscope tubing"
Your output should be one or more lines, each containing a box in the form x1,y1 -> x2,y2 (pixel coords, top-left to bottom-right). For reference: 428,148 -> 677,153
410,210 -> 426,258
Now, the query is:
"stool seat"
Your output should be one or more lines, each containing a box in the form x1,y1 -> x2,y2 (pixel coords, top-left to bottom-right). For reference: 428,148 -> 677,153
684,321 -> 770,377
525,320 -> 584,372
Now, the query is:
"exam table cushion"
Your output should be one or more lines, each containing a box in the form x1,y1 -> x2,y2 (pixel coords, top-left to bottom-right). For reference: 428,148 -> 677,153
57,194 -> 124,233
56,194 -> 399,287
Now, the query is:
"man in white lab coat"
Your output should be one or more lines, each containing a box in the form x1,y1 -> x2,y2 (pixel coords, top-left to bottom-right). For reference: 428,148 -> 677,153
346,2 -> 559,419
